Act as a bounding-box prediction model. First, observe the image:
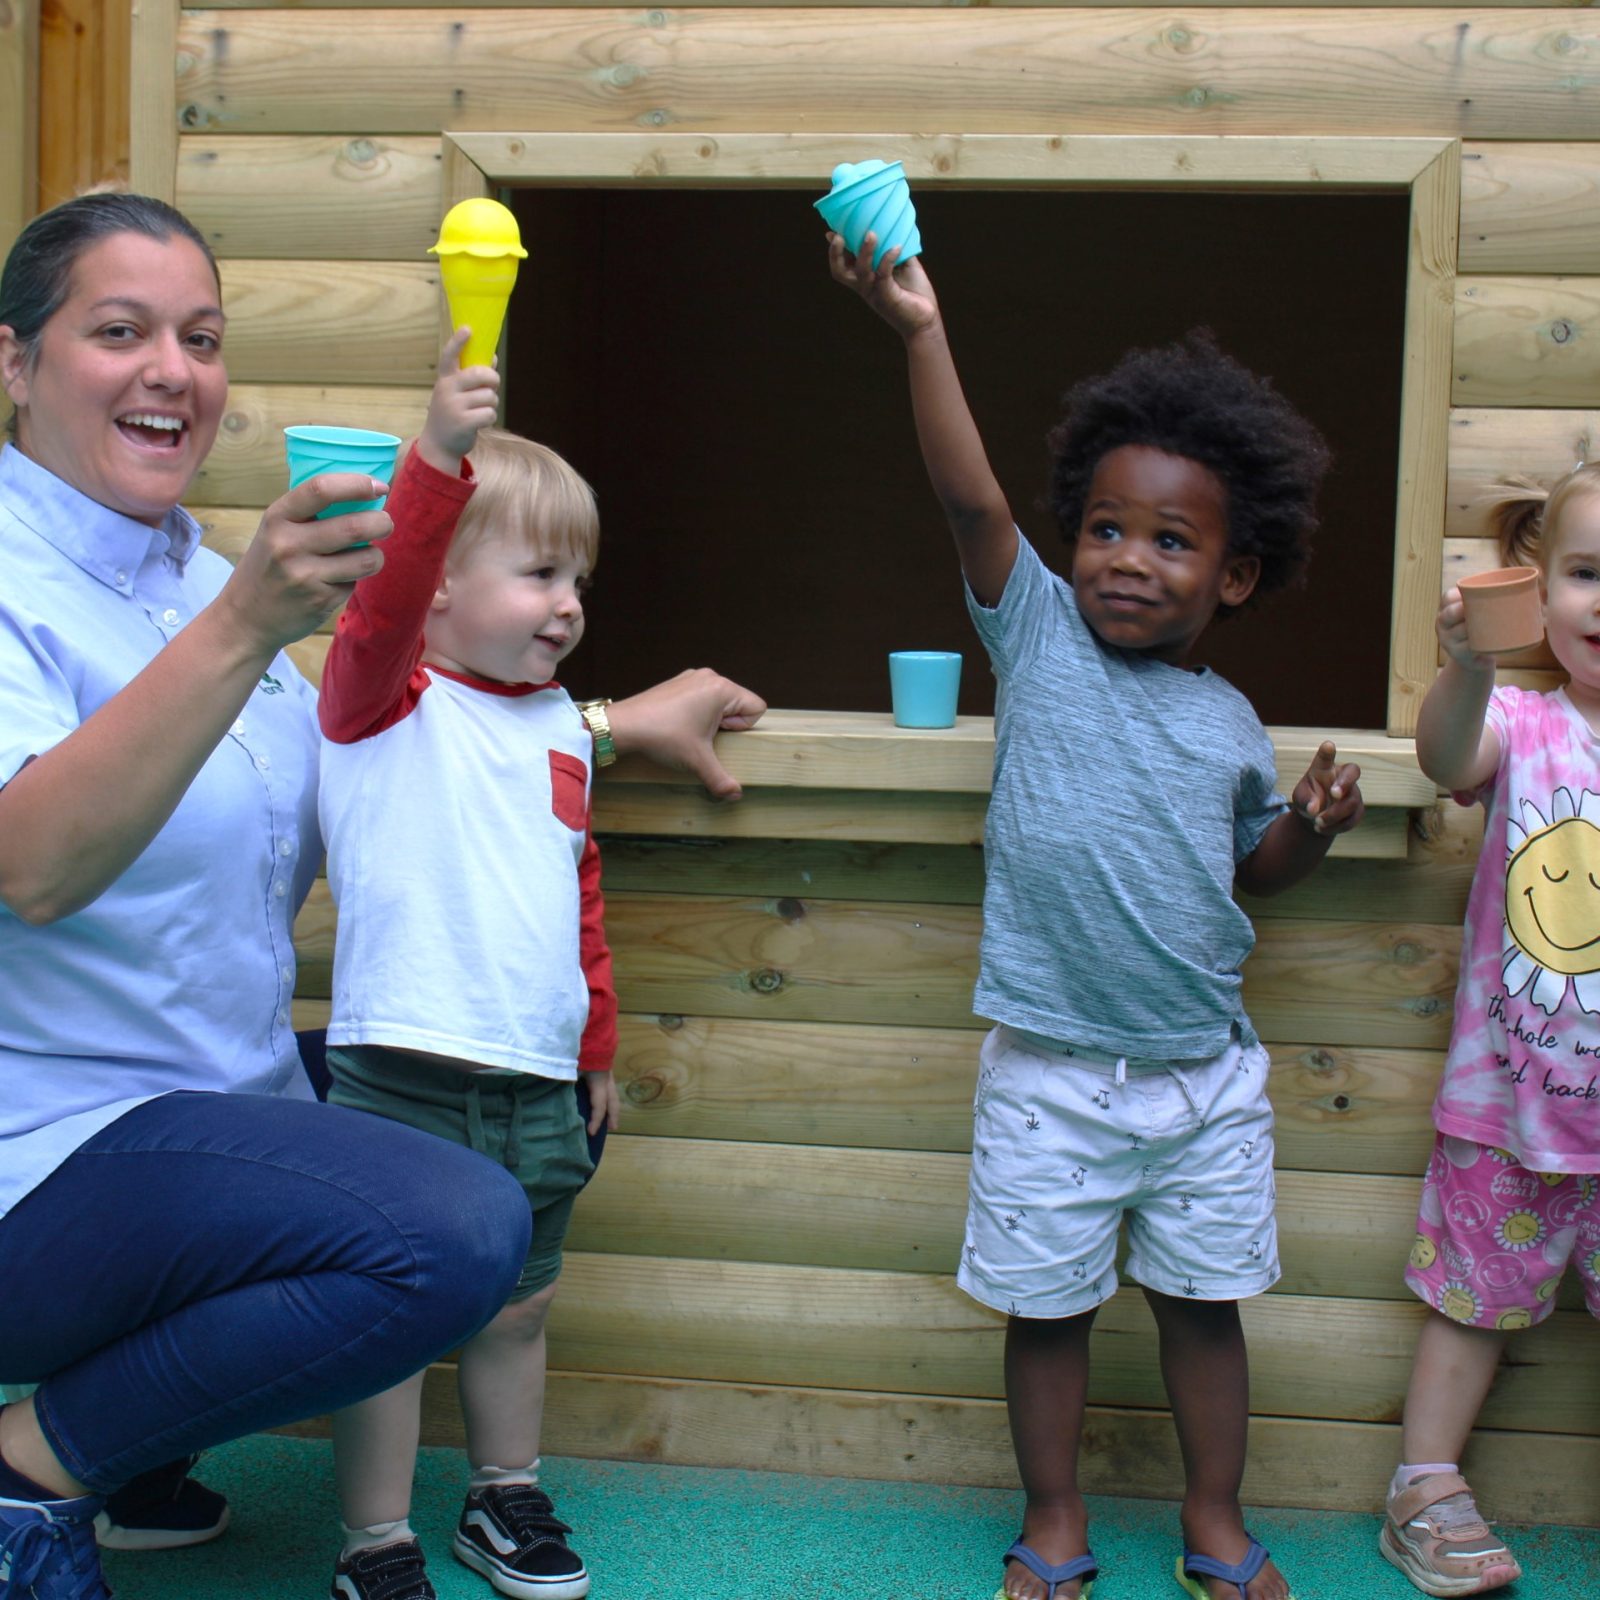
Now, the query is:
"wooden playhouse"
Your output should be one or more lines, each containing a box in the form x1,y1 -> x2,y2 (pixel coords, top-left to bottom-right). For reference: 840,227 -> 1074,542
5,0 -> 1600,1528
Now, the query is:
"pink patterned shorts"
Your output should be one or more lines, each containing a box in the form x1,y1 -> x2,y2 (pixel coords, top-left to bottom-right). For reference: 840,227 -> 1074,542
1403,1133 -> 1600,1329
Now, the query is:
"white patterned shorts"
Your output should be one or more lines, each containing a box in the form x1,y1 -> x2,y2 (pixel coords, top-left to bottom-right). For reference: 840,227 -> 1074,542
957,1024 -> 1281,1319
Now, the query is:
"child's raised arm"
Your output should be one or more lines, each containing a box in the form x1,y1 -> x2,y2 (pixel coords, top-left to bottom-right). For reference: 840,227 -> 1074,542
1415,585 -> 1502,792
829,234 -> 1017,606
417,327 -> 501,478
318,330 -> 500,742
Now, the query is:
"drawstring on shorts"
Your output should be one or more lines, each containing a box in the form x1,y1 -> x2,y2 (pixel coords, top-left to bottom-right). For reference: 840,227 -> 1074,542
463,1077 -> 522,1170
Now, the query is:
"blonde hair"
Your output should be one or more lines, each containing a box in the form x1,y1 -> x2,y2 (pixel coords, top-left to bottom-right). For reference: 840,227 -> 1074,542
1485,462 -> 1600,570
448,427 -> 599,569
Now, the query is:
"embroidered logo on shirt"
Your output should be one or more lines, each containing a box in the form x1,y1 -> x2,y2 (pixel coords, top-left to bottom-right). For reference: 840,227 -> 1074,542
258,672 -> 285,695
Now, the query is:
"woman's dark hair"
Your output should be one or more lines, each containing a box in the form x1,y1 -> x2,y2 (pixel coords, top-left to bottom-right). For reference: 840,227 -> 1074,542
1,193 -> 219,435
1045,330 -> 1331,613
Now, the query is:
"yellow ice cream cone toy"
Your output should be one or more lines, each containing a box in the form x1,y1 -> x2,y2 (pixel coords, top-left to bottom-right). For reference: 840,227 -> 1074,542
429,198 -> 529,369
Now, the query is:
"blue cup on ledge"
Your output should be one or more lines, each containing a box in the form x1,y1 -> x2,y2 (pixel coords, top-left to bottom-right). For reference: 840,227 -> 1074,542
284,425 -> 401,520
889,651 -> 962,728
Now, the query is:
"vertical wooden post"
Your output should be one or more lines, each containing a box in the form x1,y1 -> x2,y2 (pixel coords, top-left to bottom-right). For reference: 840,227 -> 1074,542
38,0 -> 131,208
1,0 -> 39,260
1386,141 -> 1459,736
0,0 -> 38,435
435,135 -> 507,416
129,0 -> 179,202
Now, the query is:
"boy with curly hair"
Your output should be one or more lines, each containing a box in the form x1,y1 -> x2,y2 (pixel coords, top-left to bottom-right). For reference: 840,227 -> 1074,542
830,235 -> 1365,1600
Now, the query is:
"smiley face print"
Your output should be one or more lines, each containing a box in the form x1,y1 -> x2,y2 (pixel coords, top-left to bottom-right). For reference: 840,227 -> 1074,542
1502,788 -> 1600,1015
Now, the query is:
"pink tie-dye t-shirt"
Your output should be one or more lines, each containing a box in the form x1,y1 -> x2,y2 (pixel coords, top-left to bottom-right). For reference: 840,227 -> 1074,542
1438,685 -> 1600,1173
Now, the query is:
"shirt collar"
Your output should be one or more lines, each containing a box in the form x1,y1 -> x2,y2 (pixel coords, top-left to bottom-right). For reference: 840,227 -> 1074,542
0,442 -> 202,586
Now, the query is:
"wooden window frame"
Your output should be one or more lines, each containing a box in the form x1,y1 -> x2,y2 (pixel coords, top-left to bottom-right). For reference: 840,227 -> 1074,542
443,131 -> 1456,746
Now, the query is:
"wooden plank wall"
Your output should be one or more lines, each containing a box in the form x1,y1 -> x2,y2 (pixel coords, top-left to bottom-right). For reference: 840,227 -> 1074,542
121,0 -> 1600,1524
0,0 -> 38,274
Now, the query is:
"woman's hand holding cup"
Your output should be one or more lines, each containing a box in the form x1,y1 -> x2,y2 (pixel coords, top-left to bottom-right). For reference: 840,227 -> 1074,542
217,476 -> 392,657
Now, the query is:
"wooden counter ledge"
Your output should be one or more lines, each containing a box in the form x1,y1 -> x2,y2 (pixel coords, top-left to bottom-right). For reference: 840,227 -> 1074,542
605,709 -> 1435,806
594,712 -> 1433,860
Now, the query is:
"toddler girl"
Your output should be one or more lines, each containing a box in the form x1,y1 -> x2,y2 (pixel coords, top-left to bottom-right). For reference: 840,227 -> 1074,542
1382,463 -> 1600,1597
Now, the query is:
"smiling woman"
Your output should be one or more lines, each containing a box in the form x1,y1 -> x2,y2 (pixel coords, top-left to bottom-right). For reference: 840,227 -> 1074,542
0,192 -> 765,1600
1,230 -> 228,524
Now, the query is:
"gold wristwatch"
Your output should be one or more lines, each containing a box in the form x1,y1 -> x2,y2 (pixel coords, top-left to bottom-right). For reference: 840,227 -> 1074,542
576,699 -> 617,767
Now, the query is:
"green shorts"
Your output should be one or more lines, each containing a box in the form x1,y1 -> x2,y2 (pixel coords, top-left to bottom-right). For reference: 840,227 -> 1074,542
326,1044 -> 594,1300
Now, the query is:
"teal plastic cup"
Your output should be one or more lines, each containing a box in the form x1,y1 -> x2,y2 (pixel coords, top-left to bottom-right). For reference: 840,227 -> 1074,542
284,425 -> 401,520
889,651 -> 961,728
815,159 -> 922,270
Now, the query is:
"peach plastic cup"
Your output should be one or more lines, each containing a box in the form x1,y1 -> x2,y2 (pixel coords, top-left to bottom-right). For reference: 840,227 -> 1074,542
1459,566 -> 1543,654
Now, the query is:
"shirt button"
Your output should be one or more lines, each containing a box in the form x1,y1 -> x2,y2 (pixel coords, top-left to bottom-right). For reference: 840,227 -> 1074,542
273,881 -> 287,899
231,720 -> 245,737
281,965 -> 293,984
114,571 -> 129,587
255,753 -> 271,771
278,839 -> 294,858
276,1009 -> 288,1027
162,608 -> 179,626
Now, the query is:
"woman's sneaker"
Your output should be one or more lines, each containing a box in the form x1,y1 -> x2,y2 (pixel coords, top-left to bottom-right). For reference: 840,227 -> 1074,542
0,1491 -> 114,1600
1380,1470 -> 1522,1596
453,1483 -> 589,1599
95,1454 -> 229,1550
331,1536 -> 437,1600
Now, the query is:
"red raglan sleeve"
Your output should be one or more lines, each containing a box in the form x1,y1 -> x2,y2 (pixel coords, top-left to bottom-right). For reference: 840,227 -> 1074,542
575,818 -> 617,1071
317,444 -> 476,743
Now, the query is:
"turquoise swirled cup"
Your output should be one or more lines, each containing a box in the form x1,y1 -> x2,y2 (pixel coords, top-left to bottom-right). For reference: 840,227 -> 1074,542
815,160 -> 922,270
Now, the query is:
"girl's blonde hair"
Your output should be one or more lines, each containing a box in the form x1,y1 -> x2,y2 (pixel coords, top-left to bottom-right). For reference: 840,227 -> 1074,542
447,427 -> 599,568
1486,461 -> 1600,570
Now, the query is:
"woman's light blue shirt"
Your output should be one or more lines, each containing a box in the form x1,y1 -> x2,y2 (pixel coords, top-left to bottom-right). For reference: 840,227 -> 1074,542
0,445 -> 321,1219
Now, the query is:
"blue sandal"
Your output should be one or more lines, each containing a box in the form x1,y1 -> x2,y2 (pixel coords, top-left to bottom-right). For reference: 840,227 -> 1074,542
994,1538 -> 1097,1599
1174,1534 -> 1293,1600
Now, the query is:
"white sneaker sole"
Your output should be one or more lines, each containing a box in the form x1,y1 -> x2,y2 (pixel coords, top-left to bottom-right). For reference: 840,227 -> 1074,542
452,1534 -> 590,1600
1378,1519 -> 1520,1597
94,1503 -> 231,1551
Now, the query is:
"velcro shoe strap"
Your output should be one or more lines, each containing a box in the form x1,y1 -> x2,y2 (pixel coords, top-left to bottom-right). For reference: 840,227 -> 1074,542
1389,1472 -> 1474,1526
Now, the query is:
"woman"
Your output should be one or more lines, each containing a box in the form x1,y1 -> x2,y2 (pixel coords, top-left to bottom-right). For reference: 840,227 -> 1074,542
0,193 -> 763,1599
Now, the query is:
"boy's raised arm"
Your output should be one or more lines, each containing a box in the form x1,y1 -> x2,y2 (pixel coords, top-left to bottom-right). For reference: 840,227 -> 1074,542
829,234 -> 1018,606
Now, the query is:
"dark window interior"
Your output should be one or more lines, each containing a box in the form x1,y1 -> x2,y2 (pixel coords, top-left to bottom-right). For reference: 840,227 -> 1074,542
505,187 -> 1408,729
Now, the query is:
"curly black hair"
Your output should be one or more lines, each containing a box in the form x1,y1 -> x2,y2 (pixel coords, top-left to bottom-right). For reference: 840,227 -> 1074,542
1045,330 -> 1330,613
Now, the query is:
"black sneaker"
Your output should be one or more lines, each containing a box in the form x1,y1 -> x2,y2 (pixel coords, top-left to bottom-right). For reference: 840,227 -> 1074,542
331,1537 -> 437,1600
452,1484 -> 589,1599
95,1454 -> 230,1551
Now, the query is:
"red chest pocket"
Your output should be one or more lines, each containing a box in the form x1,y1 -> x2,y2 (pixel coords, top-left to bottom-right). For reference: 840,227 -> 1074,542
549,750 -> 589,832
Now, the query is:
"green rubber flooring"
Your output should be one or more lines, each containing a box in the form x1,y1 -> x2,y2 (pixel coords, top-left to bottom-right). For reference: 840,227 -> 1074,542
101,1433 -> 1597,1598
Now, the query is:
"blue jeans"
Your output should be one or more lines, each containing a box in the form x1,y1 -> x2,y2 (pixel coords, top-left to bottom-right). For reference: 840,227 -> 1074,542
0,1089 -> 530,1492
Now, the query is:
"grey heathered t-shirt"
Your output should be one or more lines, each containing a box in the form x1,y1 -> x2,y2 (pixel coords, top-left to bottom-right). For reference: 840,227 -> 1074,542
965,533 -> 1286,1059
